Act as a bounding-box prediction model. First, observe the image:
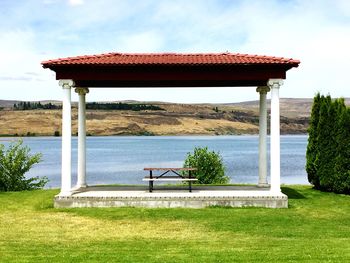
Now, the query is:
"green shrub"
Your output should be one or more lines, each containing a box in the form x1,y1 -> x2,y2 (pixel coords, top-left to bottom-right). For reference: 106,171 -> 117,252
183,147 -> 229,184
0,140 -> 47,191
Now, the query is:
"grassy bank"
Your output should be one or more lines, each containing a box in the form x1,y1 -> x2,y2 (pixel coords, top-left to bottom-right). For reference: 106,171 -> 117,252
0,186 -> 349,262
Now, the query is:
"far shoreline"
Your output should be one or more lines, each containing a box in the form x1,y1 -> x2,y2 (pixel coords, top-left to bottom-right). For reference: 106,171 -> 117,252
0,133 -> 308,139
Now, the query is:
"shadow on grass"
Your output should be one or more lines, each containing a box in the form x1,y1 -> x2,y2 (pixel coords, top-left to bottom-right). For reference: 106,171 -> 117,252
281,187 -> 306,199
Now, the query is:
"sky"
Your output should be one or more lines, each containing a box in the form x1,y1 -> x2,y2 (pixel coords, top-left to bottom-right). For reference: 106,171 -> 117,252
0,0 -> 350,103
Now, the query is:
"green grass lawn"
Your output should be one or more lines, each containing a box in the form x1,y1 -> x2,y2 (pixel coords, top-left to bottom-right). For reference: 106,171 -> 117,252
0,185 -> 350,262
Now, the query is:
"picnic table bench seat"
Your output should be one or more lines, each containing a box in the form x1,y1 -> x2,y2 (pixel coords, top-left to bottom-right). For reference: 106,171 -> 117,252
143,167 -> 198,192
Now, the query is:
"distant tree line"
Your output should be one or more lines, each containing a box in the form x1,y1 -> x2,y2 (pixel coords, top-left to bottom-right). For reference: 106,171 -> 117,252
12,101 -> 164,111
86,102 -> 164,111
306,93 -> 350,194
14,102 -> 61,110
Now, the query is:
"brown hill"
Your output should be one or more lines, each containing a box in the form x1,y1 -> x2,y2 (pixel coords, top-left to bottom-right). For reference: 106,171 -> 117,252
225,98 -> 350,118
0,98 -> 348,136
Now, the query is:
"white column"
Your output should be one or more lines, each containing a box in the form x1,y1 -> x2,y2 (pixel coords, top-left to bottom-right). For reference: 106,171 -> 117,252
58,79 -> 74,195
256,86 -> 270,187
268,79 -> 283,193
75,87 -> 89,188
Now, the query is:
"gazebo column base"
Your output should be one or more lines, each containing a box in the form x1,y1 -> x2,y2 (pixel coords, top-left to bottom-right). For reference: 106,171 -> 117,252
54,188 -> 288,209
71,185 -> 88,192
257,183 -> 270,188
54,196 -> 288,209
56,191 -> 74,197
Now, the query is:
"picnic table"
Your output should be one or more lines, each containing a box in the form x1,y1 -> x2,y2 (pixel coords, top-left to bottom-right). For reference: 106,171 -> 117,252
143,167 -> 198,192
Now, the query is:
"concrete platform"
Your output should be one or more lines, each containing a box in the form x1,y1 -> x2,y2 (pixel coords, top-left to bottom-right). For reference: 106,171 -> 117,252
54,185 -> 288,208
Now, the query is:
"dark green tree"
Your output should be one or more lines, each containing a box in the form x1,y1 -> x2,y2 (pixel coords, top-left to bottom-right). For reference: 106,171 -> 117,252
333,105 -> 350,194
307,94 -> 350,194
306,93 -> 321,187
316,96 -> 339,191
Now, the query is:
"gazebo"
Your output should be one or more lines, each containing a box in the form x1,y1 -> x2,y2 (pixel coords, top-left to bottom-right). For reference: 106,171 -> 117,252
42,52 -> 300,208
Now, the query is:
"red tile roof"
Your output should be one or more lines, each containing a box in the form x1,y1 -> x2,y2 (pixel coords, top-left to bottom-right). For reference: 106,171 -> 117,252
42,52 -> 300,67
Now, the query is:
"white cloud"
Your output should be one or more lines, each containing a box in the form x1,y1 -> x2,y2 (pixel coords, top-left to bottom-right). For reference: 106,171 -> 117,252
42,0 -> 57,4
68,0 -> 84,6
0,0 -> 349,102
0,29 -> 59,100
149,0 -> 350,100
115,31 -> 164,52
233,0 -> 350,99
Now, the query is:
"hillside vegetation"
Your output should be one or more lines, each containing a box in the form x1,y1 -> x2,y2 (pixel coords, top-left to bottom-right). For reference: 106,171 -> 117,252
1,98 -> 347,136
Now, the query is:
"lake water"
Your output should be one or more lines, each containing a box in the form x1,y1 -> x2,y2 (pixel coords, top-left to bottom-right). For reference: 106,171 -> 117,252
1,135 -> 309,188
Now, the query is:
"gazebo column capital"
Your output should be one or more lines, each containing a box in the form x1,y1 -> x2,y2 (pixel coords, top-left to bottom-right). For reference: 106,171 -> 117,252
268,79 -> 284,89
75,87 -> 89,95
59,79 -> 75,89
256,86 -> 270,94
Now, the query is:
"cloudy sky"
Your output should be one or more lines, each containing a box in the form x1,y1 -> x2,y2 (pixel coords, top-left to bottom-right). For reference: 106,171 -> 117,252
0,0 -> 349,103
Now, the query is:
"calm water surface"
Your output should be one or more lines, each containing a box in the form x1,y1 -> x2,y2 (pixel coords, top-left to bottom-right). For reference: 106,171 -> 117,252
1,135 -> 309,188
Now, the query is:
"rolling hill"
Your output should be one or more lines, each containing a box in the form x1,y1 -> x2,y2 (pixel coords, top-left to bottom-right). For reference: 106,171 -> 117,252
0,98 -> 348,136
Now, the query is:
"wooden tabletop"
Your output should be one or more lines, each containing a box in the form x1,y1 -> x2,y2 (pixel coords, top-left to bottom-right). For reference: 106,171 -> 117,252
144,167 -> 197,171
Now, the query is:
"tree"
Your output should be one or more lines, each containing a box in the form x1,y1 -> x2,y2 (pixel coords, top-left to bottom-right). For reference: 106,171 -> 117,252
315,95 -> 337,191
333,105 -> 350,194
307,94 -> 350,194
183,147 -> 229,184
306,93 -> 321,187
0,140 -> 47,191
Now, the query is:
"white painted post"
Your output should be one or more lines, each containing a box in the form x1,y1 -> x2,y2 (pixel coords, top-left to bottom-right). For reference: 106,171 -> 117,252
75,87 -> 89,189
257,86 -> 270,187
59,79 -> 74,195
268,79 -> 283,193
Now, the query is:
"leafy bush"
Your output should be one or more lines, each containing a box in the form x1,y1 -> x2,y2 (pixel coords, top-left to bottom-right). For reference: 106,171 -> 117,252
183,147 -> 229,184
0,140 -> 47,191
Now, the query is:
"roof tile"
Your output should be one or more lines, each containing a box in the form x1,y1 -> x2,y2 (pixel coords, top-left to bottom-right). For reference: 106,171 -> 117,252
42,52 -> 300,67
